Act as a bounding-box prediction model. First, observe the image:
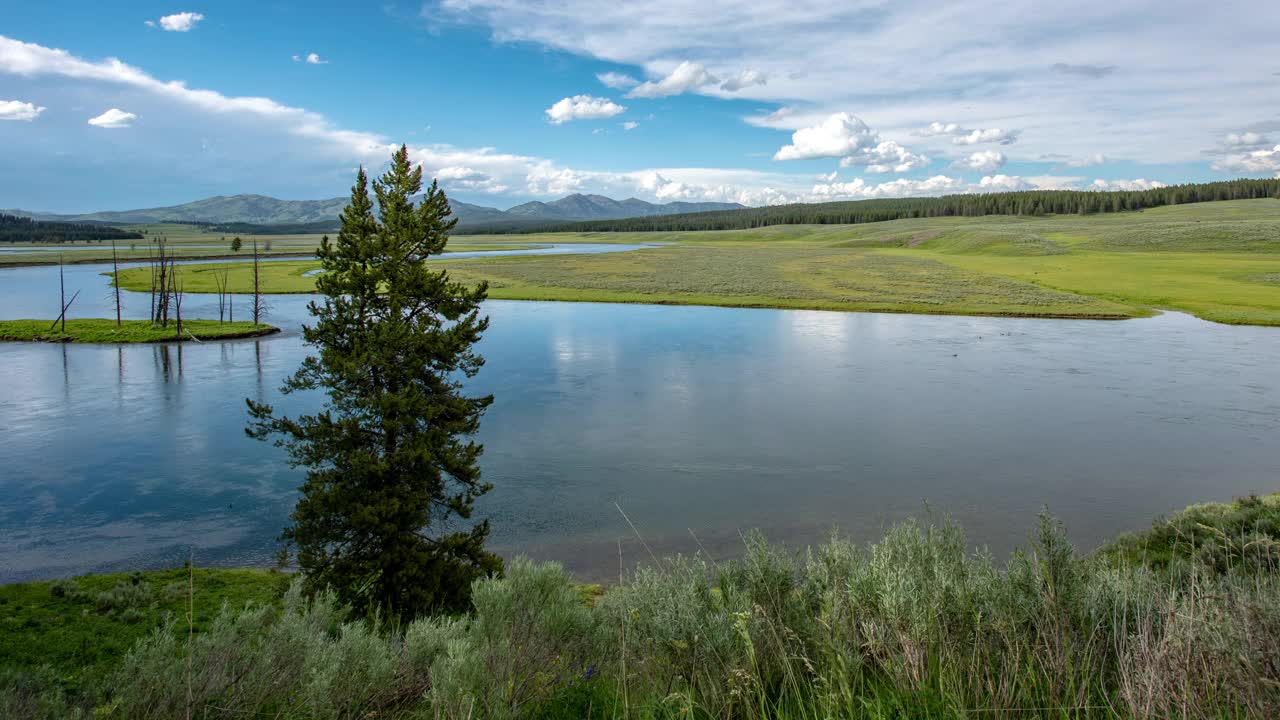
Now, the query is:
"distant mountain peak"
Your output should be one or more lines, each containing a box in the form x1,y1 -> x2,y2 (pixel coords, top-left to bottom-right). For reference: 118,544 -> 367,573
6,193 -> 746,229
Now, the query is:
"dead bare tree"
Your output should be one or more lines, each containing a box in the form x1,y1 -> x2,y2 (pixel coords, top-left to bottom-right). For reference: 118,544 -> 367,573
214,271 -> 226,324
111,238 -> 122,328
251,238 -> 267,325
226,270 -> 234,323
173,274 -> 184,340
57,254 -> 66,332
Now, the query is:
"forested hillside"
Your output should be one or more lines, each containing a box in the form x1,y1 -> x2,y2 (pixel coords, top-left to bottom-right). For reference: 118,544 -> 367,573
462,178 -> 1280,234
0,214 -> 142,243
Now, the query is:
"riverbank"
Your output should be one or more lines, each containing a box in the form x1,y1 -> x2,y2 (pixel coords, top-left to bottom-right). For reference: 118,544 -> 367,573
4,494 -> 1276,718
107,200 -> 1280,326
0,319 -> 279,343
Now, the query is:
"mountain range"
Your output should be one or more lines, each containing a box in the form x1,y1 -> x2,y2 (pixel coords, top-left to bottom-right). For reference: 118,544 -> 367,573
2,194 -> 743,229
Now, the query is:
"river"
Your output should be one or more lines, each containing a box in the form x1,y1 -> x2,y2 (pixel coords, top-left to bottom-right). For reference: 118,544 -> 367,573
1,250 -> 1277,582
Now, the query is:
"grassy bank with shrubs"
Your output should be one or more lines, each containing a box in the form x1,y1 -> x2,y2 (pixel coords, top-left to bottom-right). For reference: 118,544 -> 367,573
3,494 -> 1278,719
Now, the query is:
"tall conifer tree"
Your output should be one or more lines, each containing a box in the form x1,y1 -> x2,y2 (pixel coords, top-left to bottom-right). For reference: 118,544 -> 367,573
248,145 -> 499,617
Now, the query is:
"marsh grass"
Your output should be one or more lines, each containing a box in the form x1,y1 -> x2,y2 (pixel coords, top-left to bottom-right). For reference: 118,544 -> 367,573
112,199 -> 1280,325
7,499 -> 1278,719
0,318 -> 278,343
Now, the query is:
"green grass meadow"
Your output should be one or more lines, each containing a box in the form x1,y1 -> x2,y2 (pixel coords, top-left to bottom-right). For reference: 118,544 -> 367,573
112,199 -> 1280,325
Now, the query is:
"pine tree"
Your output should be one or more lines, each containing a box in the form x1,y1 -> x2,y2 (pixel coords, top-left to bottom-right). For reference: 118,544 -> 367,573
247,145 -> 500,617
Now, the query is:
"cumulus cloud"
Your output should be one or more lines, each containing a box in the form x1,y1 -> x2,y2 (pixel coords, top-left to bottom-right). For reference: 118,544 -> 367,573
774,113 -> 928,172
621,120 -> 638,130
918,122 -> 1020,145
977,174 -> 1033,192
1051,63 -> 1116,78
842,141 -> 930,173
596,71 -> 638,89
811,174 -> 965,200
1222,132 -> 1272,150
433,1 -> 1280,166
1089,178 -> 1169,191
87,108 -> 137,128
1212,144 -> 1280,176
545,94 -> 626,124
0,99 -> 44,121
720,69 -> 766,92
627,61 -> 716,98
953,150 -> 1006,173
774,113 -> 877,161
300,52 -> 328,65
156,12 -> 204,32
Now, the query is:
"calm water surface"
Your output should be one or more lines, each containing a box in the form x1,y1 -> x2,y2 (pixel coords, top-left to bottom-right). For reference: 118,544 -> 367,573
1,260 -> 1278,582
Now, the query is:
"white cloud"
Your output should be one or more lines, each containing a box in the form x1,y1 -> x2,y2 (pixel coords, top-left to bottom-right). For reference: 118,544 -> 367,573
436,0 -> 1280,166
1064,153 -> 1106,168
953,150 -> 1006,173
0,35 -> 389,159
817,170 -> 838,182
744,106 -> 797,129
843,141 -> 930,173
1212,144 -> 1280,176
627,61 -> 716,98
720,70 -> 766,92
953,127 -> 1019,145
977,174 -> 1033,192
87,108 -> 137,128
143,20 -> 156,28
596,71 -> 638,89
621,120 -> 638,130
811,174 -> 966,200
1089,178 -> 1169,191
157,12 -> 204,32
775,113 -> 928,172
0,99 -> 44,121
919,122 -> 1019,145
1222,132 -> 1271,150
545,94 -> 625,124
774,112 -> 877,161
305,53 -> 328,65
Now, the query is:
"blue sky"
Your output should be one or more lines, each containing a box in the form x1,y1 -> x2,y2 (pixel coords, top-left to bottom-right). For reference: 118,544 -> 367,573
1,1 -> 1278,212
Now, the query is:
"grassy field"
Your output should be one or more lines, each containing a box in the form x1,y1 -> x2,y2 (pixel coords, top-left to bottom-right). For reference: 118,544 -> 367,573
0,568 -> 289,694
0,319 -> 279,343
3,496 -> 1277,718
0,222 -> 536,266
112,199 -> 1280,325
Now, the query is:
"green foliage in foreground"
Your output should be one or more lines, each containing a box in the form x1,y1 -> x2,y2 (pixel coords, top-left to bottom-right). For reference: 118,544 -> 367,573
0,568 -> 289,694
0,319 -> 279,343
4,496 -> 1278,719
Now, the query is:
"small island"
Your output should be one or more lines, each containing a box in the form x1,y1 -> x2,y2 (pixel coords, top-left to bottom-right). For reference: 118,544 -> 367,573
0,318 -> 279,343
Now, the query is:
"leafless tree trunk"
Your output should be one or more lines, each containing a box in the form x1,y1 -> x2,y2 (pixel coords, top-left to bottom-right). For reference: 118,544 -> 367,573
252,238 -> 266,325
171,265 -> 184,339
58,254 -> 66,332
215,272 -> 226,324
111,238 -> 122,327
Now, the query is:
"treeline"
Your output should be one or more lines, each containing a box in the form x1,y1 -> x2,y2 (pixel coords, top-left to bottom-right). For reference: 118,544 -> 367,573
206,220 -> 340,235
0,214 -> 143,243
460,178 -> 1280,234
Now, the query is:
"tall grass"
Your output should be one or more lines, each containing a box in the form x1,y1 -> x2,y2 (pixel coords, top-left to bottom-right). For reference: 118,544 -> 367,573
6,507 -> 1278,719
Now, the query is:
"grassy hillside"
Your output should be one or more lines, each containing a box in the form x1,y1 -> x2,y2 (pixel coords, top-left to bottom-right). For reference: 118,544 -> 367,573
119,199 -> 1280,325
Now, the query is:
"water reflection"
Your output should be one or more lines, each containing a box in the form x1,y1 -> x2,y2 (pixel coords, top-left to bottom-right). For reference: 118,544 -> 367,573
1,265 -> 1279,583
